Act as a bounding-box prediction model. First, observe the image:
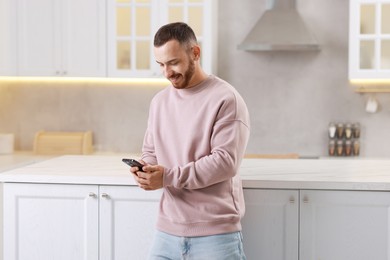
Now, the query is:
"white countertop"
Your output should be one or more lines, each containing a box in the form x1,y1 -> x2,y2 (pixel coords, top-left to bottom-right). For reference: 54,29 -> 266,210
240,158 -> 390,190
2,155 -> 390,191
0,152 -> 54,172
0,154 -> 138,185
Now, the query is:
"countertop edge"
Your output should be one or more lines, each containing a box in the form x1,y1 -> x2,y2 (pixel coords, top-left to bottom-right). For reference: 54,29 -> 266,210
242,179 -> 390,191
2,154 -> 390,191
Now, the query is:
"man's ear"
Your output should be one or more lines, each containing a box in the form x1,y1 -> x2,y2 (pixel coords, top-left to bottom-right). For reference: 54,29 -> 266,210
192,45 -> 201,61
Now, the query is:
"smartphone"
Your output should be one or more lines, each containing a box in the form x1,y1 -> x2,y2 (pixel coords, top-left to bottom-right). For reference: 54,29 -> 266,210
122,158 -> 144,172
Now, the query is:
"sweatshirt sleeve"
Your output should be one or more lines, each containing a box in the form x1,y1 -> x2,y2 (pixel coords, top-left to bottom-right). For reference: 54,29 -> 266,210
140,129 -> 157,166
163,93 -> 250,190
140,103 -> 158,166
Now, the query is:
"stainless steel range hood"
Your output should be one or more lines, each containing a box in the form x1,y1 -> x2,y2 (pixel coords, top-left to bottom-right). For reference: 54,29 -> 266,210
238,0 -> 320,51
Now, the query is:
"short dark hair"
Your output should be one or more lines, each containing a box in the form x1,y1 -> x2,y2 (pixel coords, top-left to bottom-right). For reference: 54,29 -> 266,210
154,22 -> 198,49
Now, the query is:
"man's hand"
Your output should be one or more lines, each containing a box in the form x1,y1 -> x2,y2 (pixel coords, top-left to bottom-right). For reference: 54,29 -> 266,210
131,163 -> 164,191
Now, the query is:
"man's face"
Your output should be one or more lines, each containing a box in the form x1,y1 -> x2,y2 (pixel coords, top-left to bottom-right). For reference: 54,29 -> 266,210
154,40 -> 195,89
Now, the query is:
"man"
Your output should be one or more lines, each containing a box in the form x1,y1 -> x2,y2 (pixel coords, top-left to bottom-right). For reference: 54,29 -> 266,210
130,22 -> 250,260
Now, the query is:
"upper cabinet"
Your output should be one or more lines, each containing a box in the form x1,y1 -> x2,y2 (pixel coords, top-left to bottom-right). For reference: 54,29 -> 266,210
107,0 -> 217,77
107,0 -> 158,77
15,0 -> 106,77
0,0 -> 216,78
0,0 -> 17,75
349,0 -> 390,82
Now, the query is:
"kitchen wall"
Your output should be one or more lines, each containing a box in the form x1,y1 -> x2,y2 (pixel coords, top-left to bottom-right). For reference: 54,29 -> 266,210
1,0 -> 390,157
219,0 -> 390,157
0,81 -> 162,153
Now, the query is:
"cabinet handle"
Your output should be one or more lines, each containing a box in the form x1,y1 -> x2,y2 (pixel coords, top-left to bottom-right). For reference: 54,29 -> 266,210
101,193 -> 110,199
88,192 -> 97,198
303,196 -> 309,203
289,197 -> 295,203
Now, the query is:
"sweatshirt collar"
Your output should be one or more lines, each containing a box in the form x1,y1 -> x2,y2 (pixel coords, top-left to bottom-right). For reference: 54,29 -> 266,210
175,75 -> 214,96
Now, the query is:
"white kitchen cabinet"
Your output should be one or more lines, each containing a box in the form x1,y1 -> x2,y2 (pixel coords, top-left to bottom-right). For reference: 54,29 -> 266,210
15,0 -> 106,77
99,185 -> 160,260
242,189 -> 299,260
3,183 -> 99,260
0,0 -> 16,75
349,0 -> 390,81
107,0 -> 217,77
300,190 -> 390,260
243,189 -> 390,260
3,183 -> 161,260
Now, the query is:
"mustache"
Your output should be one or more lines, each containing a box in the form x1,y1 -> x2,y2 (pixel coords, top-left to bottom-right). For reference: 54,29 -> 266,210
168,73 -> 181,80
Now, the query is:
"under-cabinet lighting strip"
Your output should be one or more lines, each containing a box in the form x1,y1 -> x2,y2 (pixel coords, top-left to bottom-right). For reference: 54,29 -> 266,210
0,77 -> 170,86
350,79 -> 390,93
350,79 -> 390,85
353,86 -> 390,93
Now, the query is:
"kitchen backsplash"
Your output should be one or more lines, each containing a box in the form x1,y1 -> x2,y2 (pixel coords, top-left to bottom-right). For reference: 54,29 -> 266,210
0,81 -> 162,153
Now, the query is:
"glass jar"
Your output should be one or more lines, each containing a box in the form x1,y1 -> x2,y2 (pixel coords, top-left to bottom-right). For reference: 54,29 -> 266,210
328,122 -> 336,139
329,140 -> 336,156
336,123 -> 344,138
353,140 -> 360,155
345,124 -> 352,139
352,123 -> 361,138
336,140 -> 344,156
345,140 -> 352,156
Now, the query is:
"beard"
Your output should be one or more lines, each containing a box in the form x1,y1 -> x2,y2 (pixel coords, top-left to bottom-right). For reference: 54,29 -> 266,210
169,59 -> 195,89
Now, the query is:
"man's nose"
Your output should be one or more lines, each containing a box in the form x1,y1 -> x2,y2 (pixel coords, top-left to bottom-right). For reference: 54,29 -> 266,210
163,66 -> 173,78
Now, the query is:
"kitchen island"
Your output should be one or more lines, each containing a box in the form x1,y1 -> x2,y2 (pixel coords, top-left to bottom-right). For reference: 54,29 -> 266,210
2,154 -> 390,189
1,155 -> 390,260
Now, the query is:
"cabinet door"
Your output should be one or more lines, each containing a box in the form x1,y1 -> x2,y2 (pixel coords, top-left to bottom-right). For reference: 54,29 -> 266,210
16,0 -> 61,76
61,0 -> 106,77
107,0 -> 217,77
107,0 -> 159,77
162,0 -> 217,75
16,0 -> 106,77
242,189 -> 299,260
300,190 -> 390,260
3,183 -> 99,260
349,0 -> 390,81
0,0 -> 17,75
99,186 -> 161,260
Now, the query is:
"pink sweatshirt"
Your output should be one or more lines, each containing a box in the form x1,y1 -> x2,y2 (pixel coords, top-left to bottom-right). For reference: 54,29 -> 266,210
141,75 -> 250,237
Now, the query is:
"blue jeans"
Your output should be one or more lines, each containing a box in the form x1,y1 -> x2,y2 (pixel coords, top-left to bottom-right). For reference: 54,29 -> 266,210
148,230 -> 247,260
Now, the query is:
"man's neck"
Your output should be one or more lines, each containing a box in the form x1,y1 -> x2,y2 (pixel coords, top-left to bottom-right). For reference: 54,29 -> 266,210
188,69 -> 208,89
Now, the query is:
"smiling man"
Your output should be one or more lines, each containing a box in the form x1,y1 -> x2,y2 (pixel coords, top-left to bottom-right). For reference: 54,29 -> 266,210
130,22 -> 250,260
